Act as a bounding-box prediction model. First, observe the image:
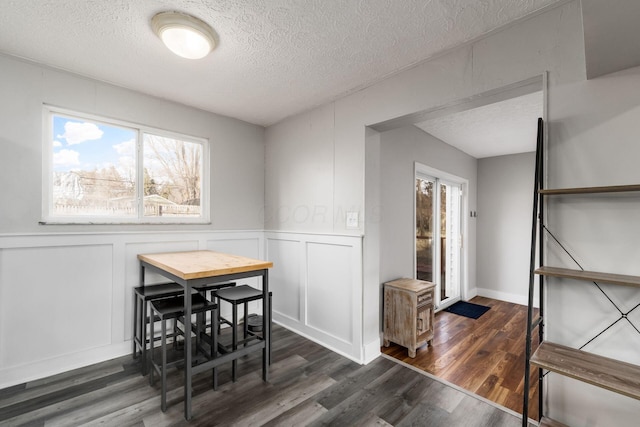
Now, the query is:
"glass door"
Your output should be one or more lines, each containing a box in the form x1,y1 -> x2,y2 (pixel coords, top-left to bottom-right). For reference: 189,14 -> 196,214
416,174 -> 462,309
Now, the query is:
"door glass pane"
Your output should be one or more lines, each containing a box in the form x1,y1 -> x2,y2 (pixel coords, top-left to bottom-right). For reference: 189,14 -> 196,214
440,183 -> 447,300
441,182 -> 461,303
416,172 -> 462,309
416,177 -> 434,281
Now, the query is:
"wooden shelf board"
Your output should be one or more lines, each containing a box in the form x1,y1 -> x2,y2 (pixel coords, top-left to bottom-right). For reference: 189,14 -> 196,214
539,416 -> 569,427
531,341 -> 640,401
535,266 -> 640,288
539,184 -> 640,195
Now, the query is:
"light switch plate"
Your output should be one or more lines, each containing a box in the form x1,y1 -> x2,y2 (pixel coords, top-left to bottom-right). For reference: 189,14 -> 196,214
346,211 -> 359,228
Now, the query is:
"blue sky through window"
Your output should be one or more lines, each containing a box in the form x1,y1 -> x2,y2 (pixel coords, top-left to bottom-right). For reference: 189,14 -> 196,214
52,115 -> 136,174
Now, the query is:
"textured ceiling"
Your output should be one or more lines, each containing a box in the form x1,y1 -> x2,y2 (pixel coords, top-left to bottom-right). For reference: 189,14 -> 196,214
415,91 -> 543,159
0,0 -> 561,127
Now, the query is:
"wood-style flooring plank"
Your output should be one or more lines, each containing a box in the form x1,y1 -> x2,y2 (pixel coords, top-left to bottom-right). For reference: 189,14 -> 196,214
381,296 -> 539,420
1,323 -> 527,426
0,362 -> 144,425
314,357 -> 398,411
261,399 -> 328,427
0,359 -> 126,410
378,374 -> 466,425
311,364 -> 420,426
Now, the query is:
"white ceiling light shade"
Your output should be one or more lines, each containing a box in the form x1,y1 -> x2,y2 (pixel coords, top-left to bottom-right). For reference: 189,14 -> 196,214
151,11 -> 216,59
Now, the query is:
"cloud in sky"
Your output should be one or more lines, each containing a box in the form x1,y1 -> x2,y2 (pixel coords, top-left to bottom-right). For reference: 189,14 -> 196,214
53,149 -> 80,167
53,140 -> 62,147
58,121 -> 104,145
113,139 -> 136,178
113,138 -> 135,155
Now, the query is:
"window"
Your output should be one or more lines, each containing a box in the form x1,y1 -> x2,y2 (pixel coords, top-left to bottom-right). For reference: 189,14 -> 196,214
43,107 -> 209,223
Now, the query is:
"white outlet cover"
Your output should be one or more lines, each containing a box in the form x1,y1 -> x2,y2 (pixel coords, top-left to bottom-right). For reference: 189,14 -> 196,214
346,211 -> 359,228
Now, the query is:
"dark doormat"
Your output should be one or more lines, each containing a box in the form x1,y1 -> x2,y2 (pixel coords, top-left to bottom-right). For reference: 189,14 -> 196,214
444,301 -> 491,319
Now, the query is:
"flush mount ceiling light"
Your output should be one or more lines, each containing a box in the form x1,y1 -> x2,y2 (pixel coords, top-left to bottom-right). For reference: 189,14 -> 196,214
151,11 -> 216,59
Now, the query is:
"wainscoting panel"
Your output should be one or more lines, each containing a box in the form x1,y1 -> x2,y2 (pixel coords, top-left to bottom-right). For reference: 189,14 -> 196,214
0,230 -> 264,389
266,238 -> 301,322
306,242 -> 354,343
265,232 -> 363,362
0,244 -> 113,367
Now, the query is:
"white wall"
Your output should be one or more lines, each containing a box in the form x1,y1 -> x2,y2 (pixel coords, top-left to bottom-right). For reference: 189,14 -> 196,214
477,152 -> 535,305
0,53 -> 266,388
264,103 -> 336,232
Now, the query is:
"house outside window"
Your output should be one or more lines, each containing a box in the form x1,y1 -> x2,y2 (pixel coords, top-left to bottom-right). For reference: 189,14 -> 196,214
43,106 -> 209,224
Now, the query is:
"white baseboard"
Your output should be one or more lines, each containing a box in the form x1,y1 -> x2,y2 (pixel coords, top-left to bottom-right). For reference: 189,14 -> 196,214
363,337 -> 381,364
273,321 -> 364,365
475,287 -> 536,307
0,342 -> 130,390
465,287 -> 478,300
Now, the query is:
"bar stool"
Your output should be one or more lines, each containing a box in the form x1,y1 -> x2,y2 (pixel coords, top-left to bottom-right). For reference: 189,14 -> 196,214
148,293 -> 218,412
214,285 -> 270,382
194,281 -> 236,301
245,291 -> 273,362
194,281 -> 236,331
132,282 -> 185,374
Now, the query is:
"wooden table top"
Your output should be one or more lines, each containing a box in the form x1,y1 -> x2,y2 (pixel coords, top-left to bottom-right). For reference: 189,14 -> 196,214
138,250 -> 273,280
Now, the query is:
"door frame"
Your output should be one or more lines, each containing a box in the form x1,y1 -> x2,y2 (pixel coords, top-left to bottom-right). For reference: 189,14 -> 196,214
414,162 -> 469,311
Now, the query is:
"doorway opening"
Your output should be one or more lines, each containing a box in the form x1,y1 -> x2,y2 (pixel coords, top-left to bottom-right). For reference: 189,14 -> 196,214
367,74 -> 545,417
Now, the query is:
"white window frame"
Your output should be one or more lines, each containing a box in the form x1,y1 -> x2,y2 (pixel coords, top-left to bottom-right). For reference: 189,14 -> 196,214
42,105 -> 210,224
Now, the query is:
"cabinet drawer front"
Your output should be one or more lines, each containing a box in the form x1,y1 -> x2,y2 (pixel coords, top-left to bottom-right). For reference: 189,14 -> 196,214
417,292 -> 432,305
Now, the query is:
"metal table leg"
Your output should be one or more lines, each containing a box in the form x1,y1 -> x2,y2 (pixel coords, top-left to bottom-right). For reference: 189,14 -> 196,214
184,282 -> 192,420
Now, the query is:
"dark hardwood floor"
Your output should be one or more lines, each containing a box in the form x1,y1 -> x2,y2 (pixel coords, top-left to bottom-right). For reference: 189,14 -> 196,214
0,323 -> 530,426
381,296 -> 539,420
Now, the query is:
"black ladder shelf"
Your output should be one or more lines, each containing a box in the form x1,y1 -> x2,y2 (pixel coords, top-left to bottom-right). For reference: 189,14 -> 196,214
522,118 -> 640,427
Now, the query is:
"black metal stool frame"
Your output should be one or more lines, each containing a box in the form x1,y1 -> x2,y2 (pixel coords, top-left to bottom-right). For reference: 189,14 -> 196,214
148,294 -> 218,412
132,282 -> 184,375
215,286 -> 273,382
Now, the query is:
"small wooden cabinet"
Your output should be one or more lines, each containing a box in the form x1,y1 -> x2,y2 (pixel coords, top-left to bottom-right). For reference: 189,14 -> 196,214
383,278 -> 435,358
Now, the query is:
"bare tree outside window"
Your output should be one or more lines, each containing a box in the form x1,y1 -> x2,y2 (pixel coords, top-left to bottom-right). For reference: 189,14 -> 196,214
143,134 -> 202,217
